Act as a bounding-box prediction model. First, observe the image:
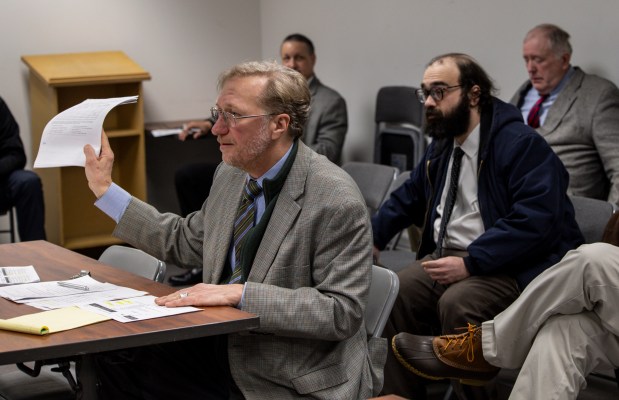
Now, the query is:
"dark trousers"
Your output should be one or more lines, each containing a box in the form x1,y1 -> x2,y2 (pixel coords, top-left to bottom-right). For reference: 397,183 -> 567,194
174,162 -> 218,217
381,250 -> 520,399
94,335 -> 242,399
0,170 -> 46,241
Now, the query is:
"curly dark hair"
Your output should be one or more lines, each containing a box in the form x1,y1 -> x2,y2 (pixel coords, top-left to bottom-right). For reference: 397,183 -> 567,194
427,53 -> 497,109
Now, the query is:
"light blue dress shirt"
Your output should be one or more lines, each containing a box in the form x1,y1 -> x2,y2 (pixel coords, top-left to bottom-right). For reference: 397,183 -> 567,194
95,143 -> 294,274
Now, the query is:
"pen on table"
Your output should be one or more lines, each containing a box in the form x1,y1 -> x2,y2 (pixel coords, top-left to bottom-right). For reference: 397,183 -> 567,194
57,281 -> 90,291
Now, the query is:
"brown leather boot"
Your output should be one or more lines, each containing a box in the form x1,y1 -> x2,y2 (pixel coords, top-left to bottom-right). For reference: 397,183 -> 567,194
392,323 -> 499,386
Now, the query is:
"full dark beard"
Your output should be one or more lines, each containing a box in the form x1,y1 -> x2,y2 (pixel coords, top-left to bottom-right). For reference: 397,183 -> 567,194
424,95 -> 471,140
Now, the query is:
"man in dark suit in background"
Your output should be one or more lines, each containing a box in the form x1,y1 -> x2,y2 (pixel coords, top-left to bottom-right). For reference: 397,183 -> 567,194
280,33 -> 348,165
0,96 -> 46,242
511,23 -> 619,205
170,33 -> 348,285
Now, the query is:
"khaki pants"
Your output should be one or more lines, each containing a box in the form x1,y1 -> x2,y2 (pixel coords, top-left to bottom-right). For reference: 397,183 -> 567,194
482,243 -> 619,400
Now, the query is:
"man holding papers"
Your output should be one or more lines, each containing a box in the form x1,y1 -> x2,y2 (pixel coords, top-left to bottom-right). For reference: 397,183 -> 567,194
83,61 -> 384,399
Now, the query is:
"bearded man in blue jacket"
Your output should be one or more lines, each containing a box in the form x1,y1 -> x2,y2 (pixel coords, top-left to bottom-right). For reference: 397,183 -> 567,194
373,53 -> 584,399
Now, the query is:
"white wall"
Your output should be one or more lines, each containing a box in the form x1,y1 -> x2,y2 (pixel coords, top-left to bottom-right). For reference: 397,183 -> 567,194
1,0 -> 261,160
0,0 -> 261,240
2,0 -> 619,239
260,0 -> 619,162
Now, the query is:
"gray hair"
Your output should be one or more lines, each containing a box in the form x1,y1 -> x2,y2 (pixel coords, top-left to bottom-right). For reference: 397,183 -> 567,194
525,24 -> 573,57
217,60 -> 310,138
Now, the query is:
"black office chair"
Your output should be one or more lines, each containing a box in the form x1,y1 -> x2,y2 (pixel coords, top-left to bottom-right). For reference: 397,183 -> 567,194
374,86 -> 426,172
341,161 -> 398,216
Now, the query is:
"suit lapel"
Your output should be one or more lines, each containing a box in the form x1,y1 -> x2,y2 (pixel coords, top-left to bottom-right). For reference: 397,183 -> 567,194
247,143 -> 309,283
208,167 -> 246,284
538,68 -> 584,134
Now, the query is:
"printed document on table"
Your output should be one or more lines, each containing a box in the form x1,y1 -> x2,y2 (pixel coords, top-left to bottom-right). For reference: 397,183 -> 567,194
80,295 -> 201,323
0,275 -> 123,301
34,95 -> 138,168
24,286 -> 148,310
0,266 -> 40,286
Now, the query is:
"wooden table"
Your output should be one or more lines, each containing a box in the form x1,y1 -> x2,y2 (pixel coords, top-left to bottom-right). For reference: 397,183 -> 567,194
0,241 -> 259,398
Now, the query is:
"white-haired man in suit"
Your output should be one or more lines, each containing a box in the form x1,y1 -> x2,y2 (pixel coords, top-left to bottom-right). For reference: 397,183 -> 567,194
511,23 -> 619,205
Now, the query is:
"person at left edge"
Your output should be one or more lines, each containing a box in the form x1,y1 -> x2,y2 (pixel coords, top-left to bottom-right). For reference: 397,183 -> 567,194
0,96 -> 46,241
83,60 -> 384,399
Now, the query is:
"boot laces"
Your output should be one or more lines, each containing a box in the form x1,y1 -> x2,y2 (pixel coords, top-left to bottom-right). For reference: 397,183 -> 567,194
439,323 -> 480,363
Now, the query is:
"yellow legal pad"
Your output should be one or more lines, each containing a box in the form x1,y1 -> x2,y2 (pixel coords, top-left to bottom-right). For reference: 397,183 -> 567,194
0,307 -> 111,335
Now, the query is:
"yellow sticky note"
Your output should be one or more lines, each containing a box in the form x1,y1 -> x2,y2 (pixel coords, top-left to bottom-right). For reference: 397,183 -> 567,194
0,307 -> 111,335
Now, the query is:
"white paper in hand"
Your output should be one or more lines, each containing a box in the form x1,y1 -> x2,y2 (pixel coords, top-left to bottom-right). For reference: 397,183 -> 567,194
34,96 -> 138,168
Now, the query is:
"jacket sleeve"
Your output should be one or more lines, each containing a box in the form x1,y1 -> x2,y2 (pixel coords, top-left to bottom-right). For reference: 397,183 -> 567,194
309,94 -> 348,163
590,82 -> 619,205
372,153 -> 430,250
465,129 -> 575,276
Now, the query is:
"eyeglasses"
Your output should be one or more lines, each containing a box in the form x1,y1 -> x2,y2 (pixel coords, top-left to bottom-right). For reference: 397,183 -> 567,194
210,107 -> 275,127
415,85 -> 462,103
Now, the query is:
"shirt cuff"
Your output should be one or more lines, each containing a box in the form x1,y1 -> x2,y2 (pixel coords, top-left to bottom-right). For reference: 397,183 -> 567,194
94,183 -> 132,223
238,283 -> 247,309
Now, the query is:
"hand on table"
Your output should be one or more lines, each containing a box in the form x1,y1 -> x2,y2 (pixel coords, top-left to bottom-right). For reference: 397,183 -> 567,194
156,283 -> 244,308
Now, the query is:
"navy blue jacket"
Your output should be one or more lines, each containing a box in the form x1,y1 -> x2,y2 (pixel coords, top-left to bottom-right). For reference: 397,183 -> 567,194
372,97 -> 584,288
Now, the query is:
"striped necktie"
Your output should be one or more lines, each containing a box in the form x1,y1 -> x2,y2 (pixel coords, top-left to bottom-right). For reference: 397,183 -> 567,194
527,94 -> 549,128
230,179 -> 262,284
437,147 -> 464,257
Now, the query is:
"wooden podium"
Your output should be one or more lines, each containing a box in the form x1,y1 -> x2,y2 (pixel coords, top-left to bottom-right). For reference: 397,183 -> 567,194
21,51 -> 151,250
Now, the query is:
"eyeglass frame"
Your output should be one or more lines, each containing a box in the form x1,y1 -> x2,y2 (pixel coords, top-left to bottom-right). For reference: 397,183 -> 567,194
210,107 -> 276,127
415,85 -> 463,104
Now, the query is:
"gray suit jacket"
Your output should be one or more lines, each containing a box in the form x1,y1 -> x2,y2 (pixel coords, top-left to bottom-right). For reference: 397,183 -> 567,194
304,76 -> 348,165
113,142 -> 386,399
511,67 -> 619,205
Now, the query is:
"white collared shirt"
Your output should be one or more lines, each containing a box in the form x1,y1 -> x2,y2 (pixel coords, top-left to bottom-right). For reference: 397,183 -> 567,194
433,125 -> 485,250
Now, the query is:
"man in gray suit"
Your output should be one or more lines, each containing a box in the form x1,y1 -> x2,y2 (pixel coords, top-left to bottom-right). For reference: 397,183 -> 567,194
83,61 -> 384,399
281,33 -> 348,165
511,23 -> 619,205
169,33 -> 349,286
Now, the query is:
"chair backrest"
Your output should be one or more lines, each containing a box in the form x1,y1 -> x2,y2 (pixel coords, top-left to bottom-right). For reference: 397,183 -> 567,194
365,265 -> 399,338
374,86 -> 426,172
570,195 -> 615,244
375,86 -> 423,126
381,171 -> 413,251
98,245 -> 166,283
342,162 -> 398,215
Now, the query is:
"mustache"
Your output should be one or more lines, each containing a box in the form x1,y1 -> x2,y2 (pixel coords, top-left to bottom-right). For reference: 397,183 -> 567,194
425,107 -> 441,118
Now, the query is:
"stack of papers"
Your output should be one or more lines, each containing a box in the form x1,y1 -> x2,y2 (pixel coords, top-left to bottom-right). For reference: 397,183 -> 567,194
0,275 -> 147,309
0,266 -> 40,286
34,96 -> 138,168
0,274 -> 201,335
